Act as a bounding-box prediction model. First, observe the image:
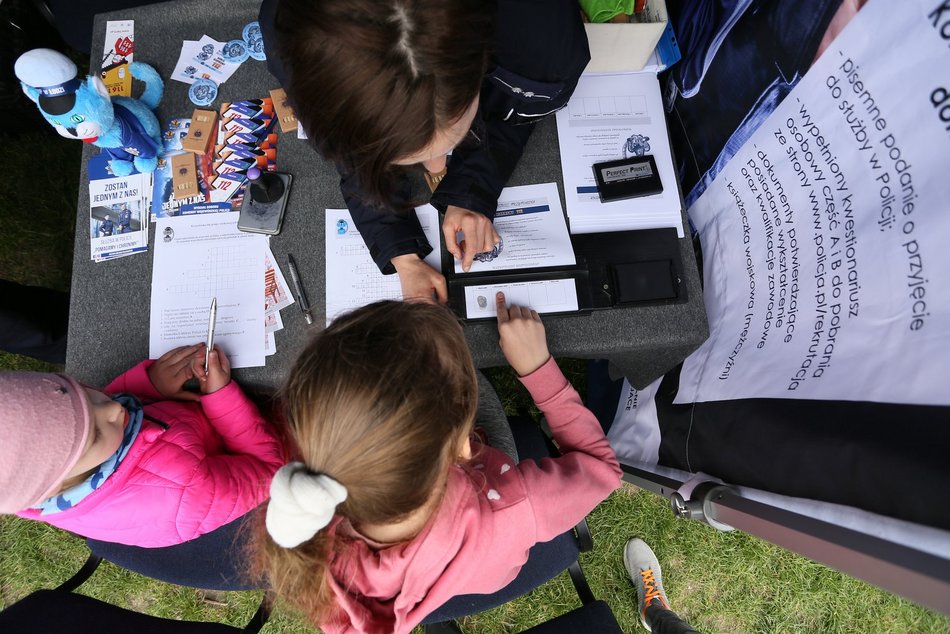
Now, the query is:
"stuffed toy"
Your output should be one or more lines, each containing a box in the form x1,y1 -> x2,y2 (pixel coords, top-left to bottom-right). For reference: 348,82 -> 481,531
15,48 -> 164,177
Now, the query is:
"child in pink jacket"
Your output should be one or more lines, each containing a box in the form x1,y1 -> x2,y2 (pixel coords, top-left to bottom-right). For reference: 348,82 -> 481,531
256,295 -> 622,634
1,343 -> 285,547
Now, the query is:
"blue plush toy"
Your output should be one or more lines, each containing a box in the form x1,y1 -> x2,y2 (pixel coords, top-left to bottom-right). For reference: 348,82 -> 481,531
15,48 -> 164,177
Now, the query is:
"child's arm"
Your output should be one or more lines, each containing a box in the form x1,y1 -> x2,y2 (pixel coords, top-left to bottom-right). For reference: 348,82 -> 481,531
517,358 -> 622,542
495,292 -> 622,542
106,360 -> 165,402
190,346 -> 285,462
177,380 -> 286,534
106,344 -> 204,403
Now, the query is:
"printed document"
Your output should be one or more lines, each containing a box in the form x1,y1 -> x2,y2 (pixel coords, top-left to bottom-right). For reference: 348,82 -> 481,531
454,183 -> 575,274
325,205 -> 442,323
555,72 -> 683,236
150,212 -> 266,368
464,279 -> 579,319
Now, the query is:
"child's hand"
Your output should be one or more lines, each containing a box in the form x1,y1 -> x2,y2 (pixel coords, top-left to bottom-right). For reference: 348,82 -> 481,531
496,292 -> 550,376
190,344 -> 232,394
147,344 -> 203,402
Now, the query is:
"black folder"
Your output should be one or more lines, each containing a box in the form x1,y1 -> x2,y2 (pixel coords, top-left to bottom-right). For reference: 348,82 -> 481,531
446,227 -> 687,320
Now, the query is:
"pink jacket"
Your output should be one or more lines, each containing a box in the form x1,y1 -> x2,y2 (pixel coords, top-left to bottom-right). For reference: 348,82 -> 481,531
322,358 -> 623,634
17,360 -> 285,547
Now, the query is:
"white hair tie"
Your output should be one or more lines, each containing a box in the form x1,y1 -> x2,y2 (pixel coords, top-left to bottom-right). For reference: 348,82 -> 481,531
266,462 -> 348,548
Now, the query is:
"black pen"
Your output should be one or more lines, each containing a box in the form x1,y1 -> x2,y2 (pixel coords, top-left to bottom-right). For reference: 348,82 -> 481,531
286,254 -> 313,325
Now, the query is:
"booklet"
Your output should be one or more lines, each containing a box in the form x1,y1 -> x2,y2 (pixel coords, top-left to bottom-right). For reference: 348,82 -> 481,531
88,170 -> 151,262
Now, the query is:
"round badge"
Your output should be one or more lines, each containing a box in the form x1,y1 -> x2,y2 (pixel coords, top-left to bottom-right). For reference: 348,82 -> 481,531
242,21 -> 262,43
246,36 -> 266,61
222,39 -> 249,64
188,77 -> 219,107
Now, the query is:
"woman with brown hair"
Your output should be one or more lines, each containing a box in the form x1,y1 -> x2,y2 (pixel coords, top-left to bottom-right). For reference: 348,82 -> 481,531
254,296 -> 621,633
259,0 -> 590,302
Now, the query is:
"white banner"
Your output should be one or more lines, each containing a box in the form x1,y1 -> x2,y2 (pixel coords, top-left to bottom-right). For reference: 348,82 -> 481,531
677,0 -> 950,406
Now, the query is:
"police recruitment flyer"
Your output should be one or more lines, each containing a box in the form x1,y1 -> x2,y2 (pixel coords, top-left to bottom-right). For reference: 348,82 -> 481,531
676,0 -> 950,406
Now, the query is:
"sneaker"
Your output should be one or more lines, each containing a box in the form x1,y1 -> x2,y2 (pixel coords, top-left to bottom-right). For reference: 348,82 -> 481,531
624,538 -> 671,632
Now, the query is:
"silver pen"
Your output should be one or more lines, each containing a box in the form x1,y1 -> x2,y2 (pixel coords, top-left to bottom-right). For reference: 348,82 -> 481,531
287,254 -> 313,325
204,297 -> 217,373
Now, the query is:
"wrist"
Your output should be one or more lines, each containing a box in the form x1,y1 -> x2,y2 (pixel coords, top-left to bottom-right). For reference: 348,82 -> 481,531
391,253 -> 422,271
514,353 -> 551,378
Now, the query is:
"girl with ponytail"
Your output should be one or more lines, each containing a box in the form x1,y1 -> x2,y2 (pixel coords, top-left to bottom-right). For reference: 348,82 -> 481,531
256,296 -> 621,633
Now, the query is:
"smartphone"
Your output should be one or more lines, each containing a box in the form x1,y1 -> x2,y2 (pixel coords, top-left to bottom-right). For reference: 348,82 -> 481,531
237,172 -> 293,235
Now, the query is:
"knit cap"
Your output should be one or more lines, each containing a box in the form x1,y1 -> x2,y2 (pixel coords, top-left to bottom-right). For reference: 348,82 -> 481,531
0,372 -> 92,513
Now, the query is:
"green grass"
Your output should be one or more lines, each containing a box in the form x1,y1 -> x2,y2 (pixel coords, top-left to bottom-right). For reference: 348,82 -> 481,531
3,487 -> 948,633
2,112 -> 948,634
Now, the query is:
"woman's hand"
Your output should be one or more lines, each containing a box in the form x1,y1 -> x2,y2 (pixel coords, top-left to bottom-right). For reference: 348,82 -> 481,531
392,253 -> 448,303
496,292 -> 550,376
190,344 -> 232,395
443,205 -> 501,272
147,344 -> 203,402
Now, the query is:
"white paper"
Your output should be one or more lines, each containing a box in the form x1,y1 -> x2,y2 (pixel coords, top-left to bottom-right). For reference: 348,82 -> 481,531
454,183 -> 575,274
676,0 -> 950,406
150,213 -> 266,368
325,205 -> 442,323
464,279 -> 578,318
555,72 -> 683,237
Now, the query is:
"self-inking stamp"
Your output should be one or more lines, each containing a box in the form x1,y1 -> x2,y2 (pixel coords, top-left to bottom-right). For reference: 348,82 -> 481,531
237,166 -> 293,235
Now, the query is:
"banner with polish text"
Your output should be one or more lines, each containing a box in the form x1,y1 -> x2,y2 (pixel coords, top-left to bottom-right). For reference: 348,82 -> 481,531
676,0 -> 950,405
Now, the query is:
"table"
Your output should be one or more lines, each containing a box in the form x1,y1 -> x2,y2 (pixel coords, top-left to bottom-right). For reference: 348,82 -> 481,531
66,0 -> 708,393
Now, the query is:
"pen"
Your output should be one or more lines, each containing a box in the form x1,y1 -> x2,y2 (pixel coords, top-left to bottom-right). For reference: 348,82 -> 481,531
287,254 -> 313,325
204,297 -> 217,373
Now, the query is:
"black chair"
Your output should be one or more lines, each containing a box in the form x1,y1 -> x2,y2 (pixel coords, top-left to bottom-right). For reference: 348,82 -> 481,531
0,514 -> 271,633
422,415 -> 623,634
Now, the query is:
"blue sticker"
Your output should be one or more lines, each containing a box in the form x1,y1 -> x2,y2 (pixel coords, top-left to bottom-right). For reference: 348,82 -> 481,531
188,77 -> 219,107
246,36 -> 266,61
243,21 -> 262,44
222,39 -> 249,64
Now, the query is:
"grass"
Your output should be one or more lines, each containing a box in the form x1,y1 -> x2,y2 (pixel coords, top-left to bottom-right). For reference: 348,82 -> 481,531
3,487 -> 948,633
2,93 -> 949,634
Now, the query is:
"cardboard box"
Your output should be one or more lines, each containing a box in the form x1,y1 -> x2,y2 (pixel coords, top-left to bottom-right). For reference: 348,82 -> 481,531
270,88 -> 299,133
182,109 -> 218,154
170,153 -> 200,200
584,0 -> 668,73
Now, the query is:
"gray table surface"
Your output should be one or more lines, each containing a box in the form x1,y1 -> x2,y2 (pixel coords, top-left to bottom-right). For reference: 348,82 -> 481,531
66,0 -> 708,393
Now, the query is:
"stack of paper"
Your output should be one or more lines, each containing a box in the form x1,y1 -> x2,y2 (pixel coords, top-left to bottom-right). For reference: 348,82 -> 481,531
149,212 -> 295,368
555,72 -> 684,237
87,165 -> 151,262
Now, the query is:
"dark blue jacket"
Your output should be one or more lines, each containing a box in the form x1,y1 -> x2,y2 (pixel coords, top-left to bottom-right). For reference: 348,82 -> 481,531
260,0 -> 589,273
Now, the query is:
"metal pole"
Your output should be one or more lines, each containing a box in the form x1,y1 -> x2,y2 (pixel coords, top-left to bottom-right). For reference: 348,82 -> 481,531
622,465 -> 950,615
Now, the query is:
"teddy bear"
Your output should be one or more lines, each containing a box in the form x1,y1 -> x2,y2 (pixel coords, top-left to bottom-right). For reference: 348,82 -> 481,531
15,48 -> 164,177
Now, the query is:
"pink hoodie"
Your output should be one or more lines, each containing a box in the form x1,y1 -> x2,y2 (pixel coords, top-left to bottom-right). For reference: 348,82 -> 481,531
320,358 -> 622,633
17,360 -> 285,547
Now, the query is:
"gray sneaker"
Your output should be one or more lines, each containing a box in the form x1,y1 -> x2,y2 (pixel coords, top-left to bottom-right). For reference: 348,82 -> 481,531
624,538 -> 671,632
